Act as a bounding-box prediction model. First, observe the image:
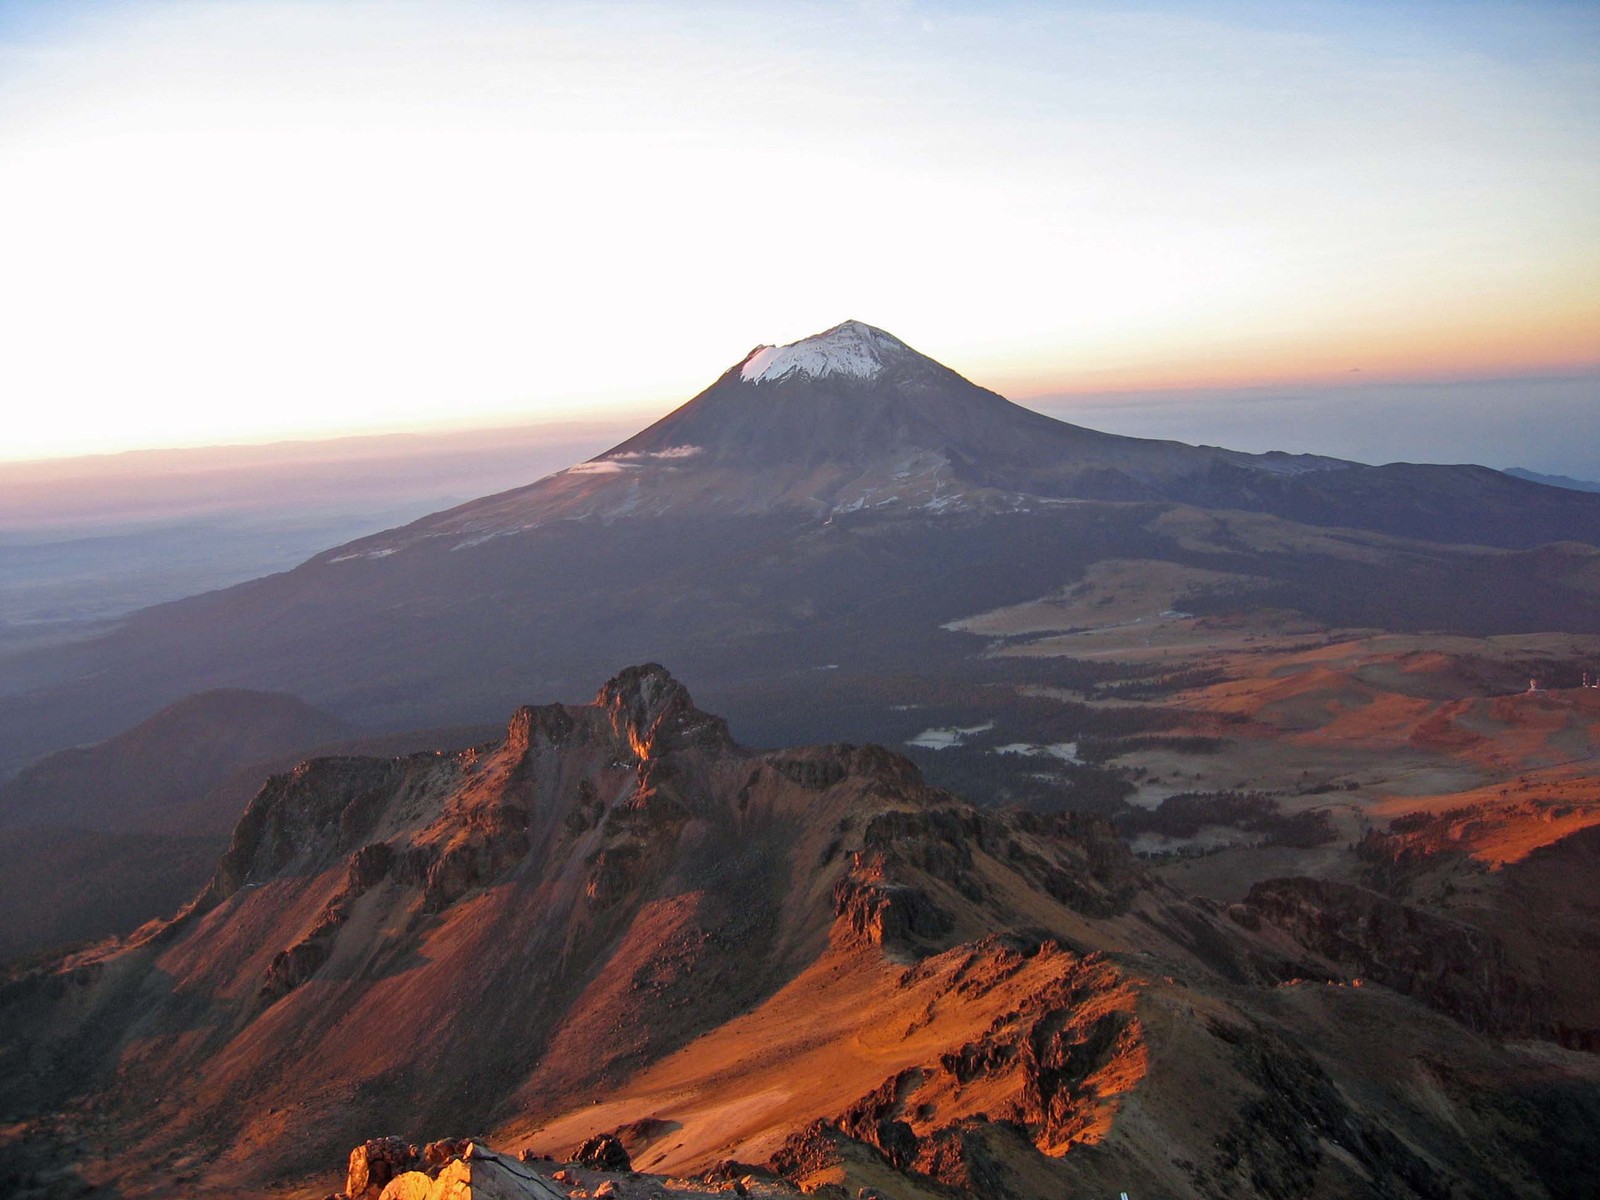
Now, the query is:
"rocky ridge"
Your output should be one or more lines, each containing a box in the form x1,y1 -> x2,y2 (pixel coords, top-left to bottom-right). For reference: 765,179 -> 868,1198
3,667 -> 1599,1200
0,667 -> 1169,1196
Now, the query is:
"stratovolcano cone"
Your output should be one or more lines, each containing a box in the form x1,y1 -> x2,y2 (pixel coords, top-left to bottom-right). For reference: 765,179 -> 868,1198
344,319 -> 1355,549
5,317 -> 1600,779
604,318 -> 1071,469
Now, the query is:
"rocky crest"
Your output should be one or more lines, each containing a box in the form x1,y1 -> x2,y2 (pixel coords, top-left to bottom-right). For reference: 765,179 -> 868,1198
0,666 -> 1172,1198
4,667 -> 1598,1200
593,663 -> 732,761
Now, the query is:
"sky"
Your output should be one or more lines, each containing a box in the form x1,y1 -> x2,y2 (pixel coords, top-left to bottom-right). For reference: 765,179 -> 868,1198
0,0 -> 1596,471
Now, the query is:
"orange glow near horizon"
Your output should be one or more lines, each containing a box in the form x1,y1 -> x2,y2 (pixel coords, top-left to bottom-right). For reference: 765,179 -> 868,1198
1,3 -> 1596,465
990,308 -> 1600,398
965,259 -> 1600,397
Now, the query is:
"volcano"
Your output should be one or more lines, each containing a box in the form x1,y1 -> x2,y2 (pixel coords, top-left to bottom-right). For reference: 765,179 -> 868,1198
320,319 -> 1593,553
3,320 -> 1600,778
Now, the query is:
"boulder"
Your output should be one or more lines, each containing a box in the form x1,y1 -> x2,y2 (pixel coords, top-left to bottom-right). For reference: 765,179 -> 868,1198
348,1137 -> 421,1200
429,1147 -> 570,1200
571,1132 -> 632,1173
378,1173 -> 435,1200
424,1138 -> 477,1169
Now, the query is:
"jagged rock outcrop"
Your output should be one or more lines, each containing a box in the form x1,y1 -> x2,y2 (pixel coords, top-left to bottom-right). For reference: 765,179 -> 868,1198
768,936 -> 1145,1196
596,663 -> 732,761
341,1141 -> 568,1200
347,1136 -> 422,1199
201,756 -> 419,907
262,841 -> 400,1001
1238,876 -> 1552,1038
506,702 -> 576,752
9,666 -> 1124,1193
1004,810 -> 1145,917
570,1132 -> 631,1173
831,872 -> 953,950
213,667 -> 746,1005
5,665 -> 1598,1200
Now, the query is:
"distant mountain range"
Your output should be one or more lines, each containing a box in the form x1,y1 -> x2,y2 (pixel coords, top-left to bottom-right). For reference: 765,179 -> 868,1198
1504,466 -> 1600,493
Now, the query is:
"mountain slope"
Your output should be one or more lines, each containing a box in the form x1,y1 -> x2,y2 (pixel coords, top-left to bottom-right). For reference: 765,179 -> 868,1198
0,689 -> 352,960
0,689 -> 352,834
3,667 -> 1595,1200
4,320 -> 1600,779
0,826 -> 224,963
334,321 -> 1600,551
1504,467 -> 1600,493
0,696 -> 506,963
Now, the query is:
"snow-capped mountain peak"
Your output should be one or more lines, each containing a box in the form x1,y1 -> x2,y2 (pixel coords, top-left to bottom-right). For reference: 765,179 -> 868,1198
739,319 -> 907,384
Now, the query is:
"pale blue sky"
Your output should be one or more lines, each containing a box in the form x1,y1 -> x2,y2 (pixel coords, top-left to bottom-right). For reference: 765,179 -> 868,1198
0,0 -> 1595,466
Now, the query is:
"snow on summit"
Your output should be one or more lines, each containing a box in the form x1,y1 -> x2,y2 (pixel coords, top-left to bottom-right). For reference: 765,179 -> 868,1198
739,320 -> 906,384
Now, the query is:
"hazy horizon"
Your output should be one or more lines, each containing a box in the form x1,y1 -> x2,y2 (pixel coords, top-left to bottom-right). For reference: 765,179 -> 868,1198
2,1 -> 1595,463
4,366 -> 1595,483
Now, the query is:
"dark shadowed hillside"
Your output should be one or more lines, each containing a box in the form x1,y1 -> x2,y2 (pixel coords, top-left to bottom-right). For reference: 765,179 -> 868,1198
0,689 -> 352,834
0,694 -> 508,961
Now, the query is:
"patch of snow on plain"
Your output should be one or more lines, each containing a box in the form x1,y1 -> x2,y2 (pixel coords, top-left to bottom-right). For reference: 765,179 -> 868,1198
994,742 -> 1080,763
740,320 -> 904,384
449,529 -> 517,551
608,445 -> 704,462
329,547 -> 400,563
906,720 -> 994,750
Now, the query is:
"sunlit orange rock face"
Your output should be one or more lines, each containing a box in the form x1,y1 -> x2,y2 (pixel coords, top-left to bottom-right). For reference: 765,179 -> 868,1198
0,666 -> 1149,1196
3,665 -> 1598,1200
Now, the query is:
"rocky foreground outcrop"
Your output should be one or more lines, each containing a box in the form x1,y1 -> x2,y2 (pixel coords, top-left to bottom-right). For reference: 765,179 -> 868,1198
3,666 -> 1599,1200
0,667 -> 1156,1195
339,1138 -> 564,1200
334,1136 -> 803,1200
